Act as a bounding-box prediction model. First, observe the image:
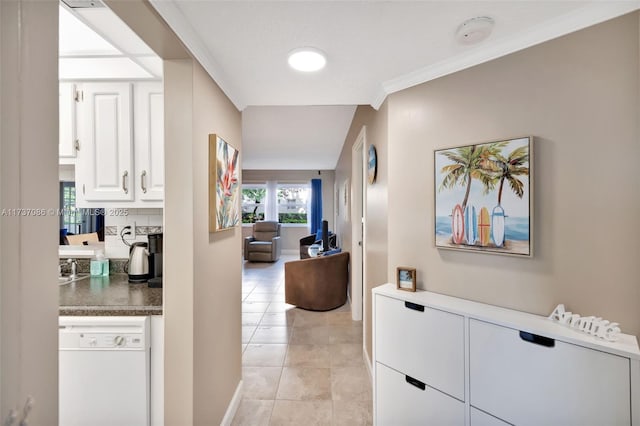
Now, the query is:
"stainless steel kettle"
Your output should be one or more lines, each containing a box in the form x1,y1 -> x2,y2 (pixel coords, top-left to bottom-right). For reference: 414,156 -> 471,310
128,242 -> 149,283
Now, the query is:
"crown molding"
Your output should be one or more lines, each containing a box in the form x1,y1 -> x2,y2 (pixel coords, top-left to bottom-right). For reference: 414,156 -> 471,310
380,1 -> 640,100
370,86 -> 388,111
150,0 -> 638,111
148,0 -> 246,110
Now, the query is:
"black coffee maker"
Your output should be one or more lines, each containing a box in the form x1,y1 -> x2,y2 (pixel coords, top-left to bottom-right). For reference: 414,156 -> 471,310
147,233 -> 163,288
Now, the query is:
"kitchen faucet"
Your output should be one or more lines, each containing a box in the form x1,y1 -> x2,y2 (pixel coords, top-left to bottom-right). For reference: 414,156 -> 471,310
67,258 -> 78,279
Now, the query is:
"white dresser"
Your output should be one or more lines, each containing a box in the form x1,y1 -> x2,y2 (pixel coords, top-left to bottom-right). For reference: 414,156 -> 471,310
372,284 -> 640,426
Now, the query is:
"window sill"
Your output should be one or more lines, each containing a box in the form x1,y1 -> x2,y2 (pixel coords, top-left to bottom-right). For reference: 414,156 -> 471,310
242,223 -> 309,228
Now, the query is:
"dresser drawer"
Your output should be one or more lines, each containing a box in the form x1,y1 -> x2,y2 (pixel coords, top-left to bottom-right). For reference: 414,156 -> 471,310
375,362 -> 464,426
469,319 -> 631,426
470,407 -> 510,426
375,294 -> 464,400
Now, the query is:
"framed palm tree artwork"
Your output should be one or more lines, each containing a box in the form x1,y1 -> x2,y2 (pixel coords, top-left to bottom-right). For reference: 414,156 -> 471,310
434,137 -> 532,256
209,134 -> 240,232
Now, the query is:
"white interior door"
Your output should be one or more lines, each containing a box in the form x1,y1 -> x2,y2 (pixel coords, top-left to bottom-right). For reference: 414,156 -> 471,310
351,127 -> 366,321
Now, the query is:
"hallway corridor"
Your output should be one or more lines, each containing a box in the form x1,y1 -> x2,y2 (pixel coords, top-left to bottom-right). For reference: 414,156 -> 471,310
233,255 -> 372,425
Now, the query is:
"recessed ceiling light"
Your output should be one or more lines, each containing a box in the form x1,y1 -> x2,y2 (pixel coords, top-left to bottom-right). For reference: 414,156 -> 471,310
288,47 -> 326,72
456,16 -> 495,45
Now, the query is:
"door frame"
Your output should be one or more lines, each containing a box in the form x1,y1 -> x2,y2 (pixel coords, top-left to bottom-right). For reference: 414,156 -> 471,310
351,126 -> 367,322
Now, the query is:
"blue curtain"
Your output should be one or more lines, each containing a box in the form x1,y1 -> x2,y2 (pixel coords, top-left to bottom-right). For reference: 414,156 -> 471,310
310,179 -> 323,234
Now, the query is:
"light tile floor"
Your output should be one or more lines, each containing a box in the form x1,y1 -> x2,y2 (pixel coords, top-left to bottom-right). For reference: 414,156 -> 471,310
233,255 -> 373,426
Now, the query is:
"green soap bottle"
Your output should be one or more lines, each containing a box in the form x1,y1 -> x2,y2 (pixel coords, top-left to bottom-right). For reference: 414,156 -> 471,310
90,250 -> 110,276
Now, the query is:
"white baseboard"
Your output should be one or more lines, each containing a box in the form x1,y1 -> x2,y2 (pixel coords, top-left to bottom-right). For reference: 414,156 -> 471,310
363,345 -> 373,383
220,379 -> 243,426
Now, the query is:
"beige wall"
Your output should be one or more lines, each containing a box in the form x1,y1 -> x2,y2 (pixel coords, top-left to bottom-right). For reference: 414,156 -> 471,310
163,59 -> 195,424
334,104 -> 389,362
108,3 -> 243,423
387,12 -> 640,336
192,62 -> 243,424
104,0 -> 190,60
164,59 -> 243,424
1,0 -> 59,422
1,0 -> 4,411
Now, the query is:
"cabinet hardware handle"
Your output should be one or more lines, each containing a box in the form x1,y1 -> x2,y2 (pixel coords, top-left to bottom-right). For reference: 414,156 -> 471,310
405,375 -> 426,391
122,171 -> 129,194
404,301 -> 424,312
519,331 -> 555,348
74,139 -> 80,151
141,170 -> 147,193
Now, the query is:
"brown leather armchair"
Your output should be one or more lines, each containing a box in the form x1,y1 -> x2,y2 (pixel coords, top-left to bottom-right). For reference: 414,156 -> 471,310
244,221 -> 282,262
284,251 -> 350,311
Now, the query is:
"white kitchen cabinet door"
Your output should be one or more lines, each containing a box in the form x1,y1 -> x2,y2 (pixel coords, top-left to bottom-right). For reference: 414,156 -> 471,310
469,319 -> 631,426
76,83 -> 134,203
59,83 -> 77,160
376,362 -> 464,426
134,83 -> 164,202
375,294 -> 465,401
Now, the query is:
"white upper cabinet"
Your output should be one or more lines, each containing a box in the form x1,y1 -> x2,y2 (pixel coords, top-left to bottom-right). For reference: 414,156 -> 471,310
74,81 -> 163,208
76,82 -> 134,203
59,83 -> 78,161
134,82 -> 164,202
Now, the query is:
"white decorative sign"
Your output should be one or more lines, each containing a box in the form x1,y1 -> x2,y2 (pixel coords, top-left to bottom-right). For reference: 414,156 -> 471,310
548,304 -> 621,342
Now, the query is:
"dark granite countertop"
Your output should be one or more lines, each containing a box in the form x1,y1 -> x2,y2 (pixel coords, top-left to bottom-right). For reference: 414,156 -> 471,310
59,274 -> 162,316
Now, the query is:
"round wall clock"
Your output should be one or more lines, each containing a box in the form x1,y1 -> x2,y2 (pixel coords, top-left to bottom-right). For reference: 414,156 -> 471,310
367,144 -> 377,184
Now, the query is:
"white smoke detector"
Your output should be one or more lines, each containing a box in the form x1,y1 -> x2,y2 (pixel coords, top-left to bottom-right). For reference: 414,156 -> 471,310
456,17 -> 495,45
61,0 -> 104,8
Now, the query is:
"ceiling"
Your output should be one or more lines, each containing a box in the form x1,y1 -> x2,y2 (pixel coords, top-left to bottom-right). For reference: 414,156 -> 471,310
68,1 -> 639,170
242,105 -> 356,170
59,3 -> 162,80
146,0 -> 638,170
150,0 -> 638,110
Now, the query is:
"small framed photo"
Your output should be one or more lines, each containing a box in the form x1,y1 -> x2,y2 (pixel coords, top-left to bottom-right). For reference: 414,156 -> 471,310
396,267 -> 417,292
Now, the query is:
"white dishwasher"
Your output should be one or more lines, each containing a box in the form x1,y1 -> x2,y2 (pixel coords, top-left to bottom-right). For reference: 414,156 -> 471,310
59,316 -> 150,426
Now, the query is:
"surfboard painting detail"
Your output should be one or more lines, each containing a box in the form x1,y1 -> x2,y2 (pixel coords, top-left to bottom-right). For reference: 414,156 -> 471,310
464,204 -> 477,245
451,204 -> 465,244
492,205 -> 506,247
434,137 -> 532,256
478,207 -> 491,246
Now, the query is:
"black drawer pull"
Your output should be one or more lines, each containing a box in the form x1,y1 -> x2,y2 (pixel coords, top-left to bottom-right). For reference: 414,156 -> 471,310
405,375 -> 426,391
519,331 -> 555,348
404,301 -> 424,312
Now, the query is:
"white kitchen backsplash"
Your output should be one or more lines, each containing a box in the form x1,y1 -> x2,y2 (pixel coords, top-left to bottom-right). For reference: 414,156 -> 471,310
104,208 -> 163,259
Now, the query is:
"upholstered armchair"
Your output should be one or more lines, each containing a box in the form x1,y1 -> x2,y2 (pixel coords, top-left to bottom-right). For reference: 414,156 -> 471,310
285,251 -> 350,311
244,221 -> 282,262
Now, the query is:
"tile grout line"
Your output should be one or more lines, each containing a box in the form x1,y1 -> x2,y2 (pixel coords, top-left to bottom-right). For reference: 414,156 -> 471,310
240,256 -> 370,425
268,303 -> 287,426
